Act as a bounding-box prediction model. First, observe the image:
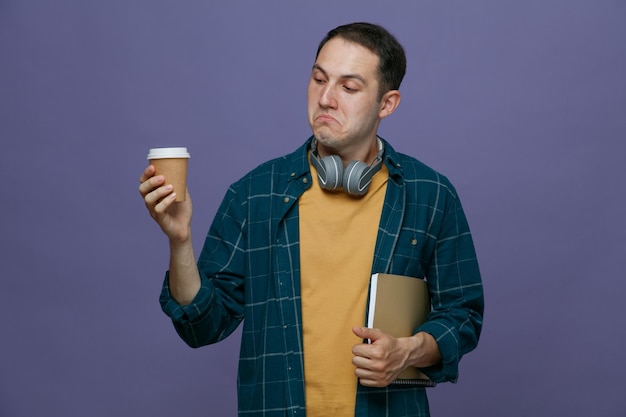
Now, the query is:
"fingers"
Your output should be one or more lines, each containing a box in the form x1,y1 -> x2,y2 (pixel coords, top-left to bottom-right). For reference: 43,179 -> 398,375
139,166 -> 167,198
148,185 -> 177,212
139,165 -> 155,184
139,166 -> 159,197
138,165 -> 178,215
352,328 -> 385,362
353,354 -> 393,387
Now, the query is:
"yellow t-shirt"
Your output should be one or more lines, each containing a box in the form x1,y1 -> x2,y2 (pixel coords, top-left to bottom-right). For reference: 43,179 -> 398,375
299,159 -> 388,417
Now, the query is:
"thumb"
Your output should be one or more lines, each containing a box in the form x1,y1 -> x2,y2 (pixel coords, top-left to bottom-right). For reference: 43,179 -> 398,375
352,326 -> 383,341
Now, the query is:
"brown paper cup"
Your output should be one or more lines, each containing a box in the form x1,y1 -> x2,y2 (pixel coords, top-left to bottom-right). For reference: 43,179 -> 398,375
147,147 -> 190,202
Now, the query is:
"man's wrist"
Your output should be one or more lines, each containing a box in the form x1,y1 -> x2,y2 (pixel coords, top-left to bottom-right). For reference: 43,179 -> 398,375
407,331 -> 442,368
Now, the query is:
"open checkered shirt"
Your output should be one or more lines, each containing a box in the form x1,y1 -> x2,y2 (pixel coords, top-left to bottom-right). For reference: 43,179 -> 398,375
160,137 -> 484,417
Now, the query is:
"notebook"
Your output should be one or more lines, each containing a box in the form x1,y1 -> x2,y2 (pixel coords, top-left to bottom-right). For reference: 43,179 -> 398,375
367,273 -> 435,387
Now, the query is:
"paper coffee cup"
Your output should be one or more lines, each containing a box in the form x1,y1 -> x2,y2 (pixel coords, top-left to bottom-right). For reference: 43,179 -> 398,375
147,147 -> 190,202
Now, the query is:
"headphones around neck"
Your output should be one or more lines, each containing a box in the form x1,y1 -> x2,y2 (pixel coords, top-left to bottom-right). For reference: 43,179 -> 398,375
310,138 -> 385,197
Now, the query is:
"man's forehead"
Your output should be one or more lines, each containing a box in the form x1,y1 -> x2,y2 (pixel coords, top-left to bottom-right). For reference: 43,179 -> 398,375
314,38 -> 379,80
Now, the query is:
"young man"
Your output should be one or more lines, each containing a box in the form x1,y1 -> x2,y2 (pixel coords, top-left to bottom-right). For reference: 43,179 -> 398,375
139,22 -> 483,417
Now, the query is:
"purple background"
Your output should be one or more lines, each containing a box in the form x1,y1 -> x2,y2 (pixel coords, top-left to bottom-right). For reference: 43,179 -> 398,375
1,1 -> 625,416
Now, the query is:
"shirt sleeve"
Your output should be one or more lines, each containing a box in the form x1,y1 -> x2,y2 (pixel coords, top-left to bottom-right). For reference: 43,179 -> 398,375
158,186 -> 247,348
416,190 -> 484,383
160,271 -> 215,322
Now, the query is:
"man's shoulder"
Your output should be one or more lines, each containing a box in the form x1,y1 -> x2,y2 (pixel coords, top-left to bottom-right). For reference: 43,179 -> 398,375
385,143 -> 458,198
249,141 -> 308,175
230,139 -> 310,189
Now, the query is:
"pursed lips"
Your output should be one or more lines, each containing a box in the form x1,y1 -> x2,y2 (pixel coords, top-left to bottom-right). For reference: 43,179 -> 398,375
314,113 -> 340,124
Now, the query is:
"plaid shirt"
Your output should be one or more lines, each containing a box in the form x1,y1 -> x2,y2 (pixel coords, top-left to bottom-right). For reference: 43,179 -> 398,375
160,137 -> 484,417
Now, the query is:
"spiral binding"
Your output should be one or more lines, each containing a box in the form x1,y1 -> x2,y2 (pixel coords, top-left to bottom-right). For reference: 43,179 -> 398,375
390,378 -> 436,388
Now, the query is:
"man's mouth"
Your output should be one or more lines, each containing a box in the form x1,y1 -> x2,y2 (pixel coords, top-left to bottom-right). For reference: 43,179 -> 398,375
315,114 -> 339,124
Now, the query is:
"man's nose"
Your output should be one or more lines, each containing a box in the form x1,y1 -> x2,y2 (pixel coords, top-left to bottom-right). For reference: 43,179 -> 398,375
319,85 -> 337,108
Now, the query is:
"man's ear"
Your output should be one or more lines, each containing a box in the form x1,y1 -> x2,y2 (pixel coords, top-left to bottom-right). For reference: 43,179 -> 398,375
378,90 -> 401,119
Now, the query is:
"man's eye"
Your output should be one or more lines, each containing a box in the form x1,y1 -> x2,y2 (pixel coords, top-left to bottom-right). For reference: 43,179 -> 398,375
344,85 -> 356,92
314,78 -> 325,84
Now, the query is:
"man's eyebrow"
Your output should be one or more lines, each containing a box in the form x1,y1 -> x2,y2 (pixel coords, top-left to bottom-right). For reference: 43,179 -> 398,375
312,64 -> 367,85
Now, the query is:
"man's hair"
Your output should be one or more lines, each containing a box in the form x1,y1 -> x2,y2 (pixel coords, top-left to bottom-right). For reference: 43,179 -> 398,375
316,22 -> 407,99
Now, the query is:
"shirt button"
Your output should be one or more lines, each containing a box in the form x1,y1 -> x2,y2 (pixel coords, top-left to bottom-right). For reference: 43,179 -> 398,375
290,172 -> 296,177
284,197 -> 290,203
302,178 -> 308,184
411,239 -> 418,245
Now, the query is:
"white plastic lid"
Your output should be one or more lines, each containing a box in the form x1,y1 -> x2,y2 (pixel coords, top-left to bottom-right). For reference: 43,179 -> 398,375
147,147 -> 190,159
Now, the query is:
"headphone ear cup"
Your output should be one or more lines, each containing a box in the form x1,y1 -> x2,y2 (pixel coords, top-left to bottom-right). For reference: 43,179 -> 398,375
317,155 -> 344,191
343,160 -> 369,196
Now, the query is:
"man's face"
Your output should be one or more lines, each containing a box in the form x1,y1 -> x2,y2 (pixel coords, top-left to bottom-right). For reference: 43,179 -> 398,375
307,37 -> 385,156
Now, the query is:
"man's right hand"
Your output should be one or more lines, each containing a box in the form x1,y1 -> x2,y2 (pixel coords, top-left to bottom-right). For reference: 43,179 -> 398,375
138,165 -> 200,305
138,165 -> 193,244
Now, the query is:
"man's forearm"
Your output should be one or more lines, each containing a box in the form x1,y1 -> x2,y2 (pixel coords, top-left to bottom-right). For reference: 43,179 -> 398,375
168,237 -> 201,305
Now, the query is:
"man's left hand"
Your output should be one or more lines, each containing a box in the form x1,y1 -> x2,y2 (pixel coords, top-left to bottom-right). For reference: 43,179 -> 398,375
351,327 -> 441,387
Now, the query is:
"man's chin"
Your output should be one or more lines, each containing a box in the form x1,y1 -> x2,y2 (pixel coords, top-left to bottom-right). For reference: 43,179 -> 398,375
312,133 -> 339,148
312,126 -> 339,141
